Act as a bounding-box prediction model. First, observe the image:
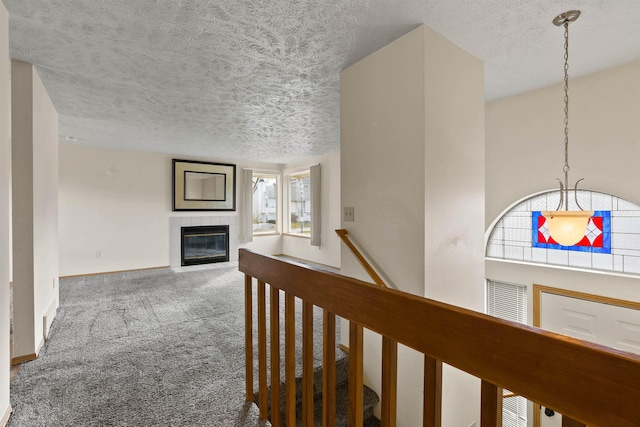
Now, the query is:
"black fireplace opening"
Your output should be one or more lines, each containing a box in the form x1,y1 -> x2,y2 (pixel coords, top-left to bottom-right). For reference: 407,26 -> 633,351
181,225 -> 229,266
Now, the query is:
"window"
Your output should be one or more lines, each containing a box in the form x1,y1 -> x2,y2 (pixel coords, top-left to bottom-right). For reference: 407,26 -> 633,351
288,172 -> 311,235
252,174 -> 278,234
485,190 -> 640,276
284,165 -> 320,245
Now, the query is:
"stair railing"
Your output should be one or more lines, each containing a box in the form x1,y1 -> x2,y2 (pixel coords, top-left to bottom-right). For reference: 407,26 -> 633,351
240,248 -> 640,427
335,229 -> 387,287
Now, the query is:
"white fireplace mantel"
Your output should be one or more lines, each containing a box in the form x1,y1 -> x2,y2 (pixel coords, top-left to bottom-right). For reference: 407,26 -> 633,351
169,215 -> 238,267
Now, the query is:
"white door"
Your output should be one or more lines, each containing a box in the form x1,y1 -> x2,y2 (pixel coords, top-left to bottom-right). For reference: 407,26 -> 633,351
539,291 -> 640,426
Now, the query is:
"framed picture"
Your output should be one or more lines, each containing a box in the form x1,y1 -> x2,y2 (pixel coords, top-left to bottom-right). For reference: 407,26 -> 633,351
172,159 -> 236,211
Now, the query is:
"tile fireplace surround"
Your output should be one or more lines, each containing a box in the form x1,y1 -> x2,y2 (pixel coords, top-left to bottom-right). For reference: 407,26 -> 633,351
169,215 -> 238,267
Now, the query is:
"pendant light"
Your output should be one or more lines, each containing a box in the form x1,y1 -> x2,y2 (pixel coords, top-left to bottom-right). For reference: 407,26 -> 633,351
541,10 -> 593,246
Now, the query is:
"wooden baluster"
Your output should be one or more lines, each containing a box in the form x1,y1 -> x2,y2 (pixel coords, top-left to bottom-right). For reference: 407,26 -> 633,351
349,321 -> 364,427
244,275 -> 253,402
302,301 -> 315,426
258,280 -> 268,419
284,293 -> 296,426
423,355 -> 442,427
381,336 -> 398,427
480,380 -> 502,427
270,286 -> 281,426
533,404 -> 542,427
323,310 -> 336,427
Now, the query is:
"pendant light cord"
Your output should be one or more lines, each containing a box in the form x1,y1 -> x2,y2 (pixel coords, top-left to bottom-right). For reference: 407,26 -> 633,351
563,22 -> 570,178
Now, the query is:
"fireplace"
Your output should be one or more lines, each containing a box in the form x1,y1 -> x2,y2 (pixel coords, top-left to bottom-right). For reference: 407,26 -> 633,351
181,225 -> 229,266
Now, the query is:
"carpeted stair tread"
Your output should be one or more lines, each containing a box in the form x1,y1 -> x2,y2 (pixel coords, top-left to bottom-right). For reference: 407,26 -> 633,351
256,380 -> 379,426
363,414 -> 382,427
296,380 -> 379,426
254,352 -> 380,426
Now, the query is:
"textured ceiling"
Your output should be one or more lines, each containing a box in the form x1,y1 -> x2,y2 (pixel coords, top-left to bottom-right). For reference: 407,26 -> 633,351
3,0 -> 640,163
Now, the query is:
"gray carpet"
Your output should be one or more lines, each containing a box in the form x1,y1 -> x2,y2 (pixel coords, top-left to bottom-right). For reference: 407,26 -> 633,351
9,263 -> 339,426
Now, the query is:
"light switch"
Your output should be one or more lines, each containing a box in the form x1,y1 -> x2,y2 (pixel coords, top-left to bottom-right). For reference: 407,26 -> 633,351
344,207 -> 355,222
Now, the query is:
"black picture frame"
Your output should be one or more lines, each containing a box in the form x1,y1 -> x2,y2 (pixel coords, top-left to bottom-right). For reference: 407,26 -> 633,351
172,159 -> 236,211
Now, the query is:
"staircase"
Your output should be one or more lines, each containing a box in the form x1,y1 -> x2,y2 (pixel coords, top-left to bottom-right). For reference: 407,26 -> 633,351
254,350 -> 380,426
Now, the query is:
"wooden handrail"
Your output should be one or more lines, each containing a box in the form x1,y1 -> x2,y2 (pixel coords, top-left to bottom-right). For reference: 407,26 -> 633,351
240,249 -> 640,426
335,229 -> 387,287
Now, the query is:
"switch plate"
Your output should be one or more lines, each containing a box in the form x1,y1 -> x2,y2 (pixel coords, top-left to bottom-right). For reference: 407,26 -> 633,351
344,207 -> 355,222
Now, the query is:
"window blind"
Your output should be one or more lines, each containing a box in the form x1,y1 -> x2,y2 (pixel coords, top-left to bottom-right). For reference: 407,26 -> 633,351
486,280 -> 526,324
486,279 -> 528,427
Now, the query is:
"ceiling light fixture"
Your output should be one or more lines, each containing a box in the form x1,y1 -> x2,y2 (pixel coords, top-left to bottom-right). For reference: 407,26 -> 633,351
542,10 -> 593,247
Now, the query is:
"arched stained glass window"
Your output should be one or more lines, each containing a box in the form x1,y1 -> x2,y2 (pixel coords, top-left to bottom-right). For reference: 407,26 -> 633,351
486,190 -> 640,276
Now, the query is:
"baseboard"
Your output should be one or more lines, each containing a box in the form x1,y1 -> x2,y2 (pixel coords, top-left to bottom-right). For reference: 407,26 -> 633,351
59,265 -> 170,279
11,338 -> 42,366
11,353 -> 36,366
339,343 -> 349,354
0,405 -> 12,427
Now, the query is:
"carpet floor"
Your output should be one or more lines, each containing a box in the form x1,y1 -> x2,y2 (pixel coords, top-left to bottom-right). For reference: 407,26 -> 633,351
9,262 -> 337,426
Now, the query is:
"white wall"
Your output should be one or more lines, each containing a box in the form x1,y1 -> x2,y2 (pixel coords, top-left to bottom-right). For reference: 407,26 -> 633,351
341,27 -> 426,295
11,61 -> 59,359
59,145 -> 172,275
32,66 -> 60,341
341,25 -> 484,427
282,150 -> 341,267
0,3 -> 12,424
486,61 -> 640,229
422,24 -> 485,427
341,28 -> 425,426
59,143 -> 287,276
486,60 -> 640,317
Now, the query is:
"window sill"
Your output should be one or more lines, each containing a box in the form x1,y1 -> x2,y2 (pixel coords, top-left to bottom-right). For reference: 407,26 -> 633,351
283,233 -> 311,239
252,232 -> 280,237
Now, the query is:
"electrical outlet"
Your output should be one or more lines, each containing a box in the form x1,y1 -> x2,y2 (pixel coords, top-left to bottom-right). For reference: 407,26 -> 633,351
344,207 -> 355,222
94,250 -> 101,258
